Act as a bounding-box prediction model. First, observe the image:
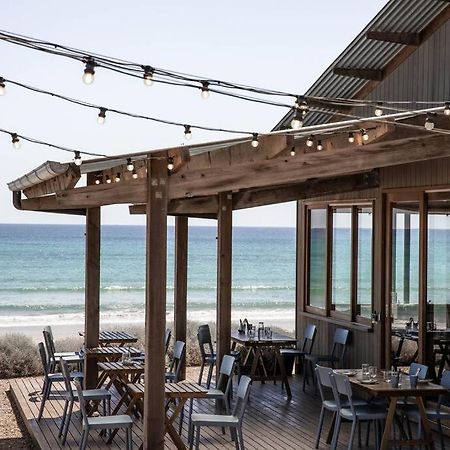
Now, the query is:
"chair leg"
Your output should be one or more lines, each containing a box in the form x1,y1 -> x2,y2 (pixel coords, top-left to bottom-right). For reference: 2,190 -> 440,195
195,425 -> 201,450
188,399 -> 194,444
80,428 -> 89,450
365,420 -> 371,447
179,402 -> 185,435
438,419 -> 445,450
62,400 -> 74,445
233,428 -> 239,450
314,406 -> 325,448
198,362 -> 205,385
126,427 -> 133,450
189,424 -> 194,450
348,419 -> 357,450
238,426 -> 245,450
38,380 -> 51,420
302,361 -> 308,392
331,415 -> 341,450
358,420 -> 362,448
206,362 -> 214,389
59,399 -> 69,437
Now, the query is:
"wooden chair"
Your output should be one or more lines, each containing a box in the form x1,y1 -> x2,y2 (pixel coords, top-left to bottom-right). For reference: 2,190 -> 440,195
74,379 -> 133,450
189,375 -> 252,450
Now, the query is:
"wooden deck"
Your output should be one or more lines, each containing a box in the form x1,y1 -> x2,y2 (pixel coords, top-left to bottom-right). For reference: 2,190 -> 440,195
8,374 -> 450,449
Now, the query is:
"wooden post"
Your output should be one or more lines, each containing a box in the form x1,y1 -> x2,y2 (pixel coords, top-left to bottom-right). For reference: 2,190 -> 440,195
174,216 -> 188,380
84,206 -> 101,389
216,192 -> 233,373
143,158 -> 168,450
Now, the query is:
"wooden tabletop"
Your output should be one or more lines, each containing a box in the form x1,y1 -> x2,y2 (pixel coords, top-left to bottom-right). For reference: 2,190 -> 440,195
231,329 -> 296,346
97,361 -> 145,374
85,346 -> 142,357
80,330 -> 138,344
128,382 -> 208,399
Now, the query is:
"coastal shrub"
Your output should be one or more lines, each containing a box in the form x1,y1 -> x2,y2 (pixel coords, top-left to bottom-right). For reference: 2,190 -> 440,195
0,334 -> 41,379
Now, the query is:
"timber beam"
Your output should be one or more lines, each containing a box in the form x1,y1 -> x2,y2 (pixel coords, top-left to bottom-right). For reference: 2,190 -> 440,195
333,67 -> 385,81
366,30 -> 422,46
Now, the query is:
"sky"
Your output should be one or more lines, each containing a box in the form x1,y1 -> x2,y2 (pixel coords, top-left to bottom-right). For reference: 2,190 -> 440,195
0,0 -> 388,227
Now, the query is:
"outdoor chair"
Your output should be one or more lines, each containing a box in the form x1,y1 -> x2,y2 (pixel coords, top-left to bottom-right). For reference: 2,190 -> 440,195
43,329 -> 83,373
74,379 -> 133,450
330,372 -> 387,450
58,358 -> 111,444
197,324 -> 217,388
280,323 -> 316,376
189,375 -> 252,450
187,354 -> 236,442
303,328 -> 349,393
44,326 -> 79,358
166,340 -> 186,382
314,365 -> 367,448
37,342 -> 83,421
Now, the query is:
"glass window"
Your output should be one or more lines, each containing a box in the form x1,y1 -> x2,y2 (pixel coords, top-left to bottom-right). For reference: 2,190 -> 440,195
357,207 -> 373,318
308,208 -> 327,309
331,208 -> 352,314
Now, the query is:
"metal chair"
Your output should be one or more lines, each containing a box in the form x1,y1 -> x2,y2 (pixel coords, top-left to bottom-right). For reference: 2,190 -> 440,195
303,328 -> 349,392
189,375 -> 252,450
330,372 -> 387,450
43,329 -> 83,373
74,379 -> 133,450
280,324 -> 317,375
58,358 -> 111,444
166,340 -> 185,382
37,342 -> 83,420
197,325 -> 216,388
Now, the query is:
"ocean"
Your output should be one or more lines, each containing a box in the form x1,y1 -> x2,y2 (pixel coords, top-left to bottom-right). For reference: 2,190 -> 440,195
0,224 -> 297,330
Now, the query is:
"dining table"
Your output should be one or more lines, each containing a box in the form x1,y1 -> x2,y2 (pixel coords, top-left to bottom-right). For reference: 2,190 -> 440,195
79,330 -> 138,347
84,346 -> 142,362
336,369 -> 447,450
230,329 -> 297,399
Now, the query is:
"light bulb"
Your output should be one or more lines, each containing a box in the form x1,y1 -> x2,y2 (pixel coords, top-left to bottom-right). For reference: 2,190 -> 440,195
0,79 -> 6,96
306,136 -> 314,147
115,173 -> 121,183
201,81 -> 210,99
348,132 -> 355,143
74,151 -> 82,166
82,59 -> 95,85
317,140 -> 323,151
95,177 -> 101,185
184,125 -> 192,140
97,108 -> 106,125
143,66 -> 154,86
361,129 -> 369,142
290,147 -> 296,157
126,158 -> 134,172
106,176 -> 112,184
425,116 -> 435,131
167,157 -> 174,171
11,133 -> 20,149
290,112 -> 303,130
444,103 -> 450,116
132,169 -> 138,179
251,133 -> 259,148
374,104 -> 383,117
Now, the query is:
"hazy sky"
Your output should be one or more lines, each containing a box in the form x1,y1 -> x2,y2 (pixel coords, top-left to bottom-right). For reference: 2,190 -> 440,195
0,1 -> 387,227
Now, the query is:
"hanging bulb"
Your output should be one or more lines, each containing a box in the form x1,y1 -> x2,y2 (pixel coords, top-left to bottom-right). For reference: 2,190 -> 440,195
374,103 -> 383,117
0,78 -> 6,96
115,173 -> 121,183
95,175 -> 101,185
348,132 -> 355,143
361,129 -> 369,142
167,157 -> 174,171
106,175 -> 112,184
201,81 -> 210,99
132,169 -> 138,179
11,133 -> 21,149
425,115 -> 435,131
97,107 -> 107,125
306,136 -> 314,147
251,133 -> 259,148
444,103 -> 450,116
82,58 -> 95,85
290,111 -> 303,130
184,125 -> 192,140
74,150 -> 82,166
126,158 -> 134,172
290,147 -> 296,157
143,66 -> 154,86
317,140 -> 323,151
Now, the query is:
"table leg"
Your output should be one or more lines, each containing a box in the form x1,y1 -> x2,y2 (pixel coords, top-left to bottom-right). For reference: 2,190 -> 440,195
381,397 -> 397,450
416,396 -> 435,450
165,398 -> 188,450
275,349 -> 291,399
250,347 -> 261,379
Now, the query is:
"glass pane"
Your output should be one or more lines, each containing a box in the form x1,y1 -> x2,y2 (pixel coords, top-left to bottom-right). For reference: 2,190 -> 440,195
308,209 -> 327,309
357,207 -> 372,318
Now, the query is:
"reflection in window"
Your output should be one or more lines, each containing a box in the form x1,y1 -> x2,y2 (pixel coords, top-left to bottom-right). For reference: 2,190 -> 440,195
308,209 -> 327,309
331,208 -> 352,314
357,208 -> 373,318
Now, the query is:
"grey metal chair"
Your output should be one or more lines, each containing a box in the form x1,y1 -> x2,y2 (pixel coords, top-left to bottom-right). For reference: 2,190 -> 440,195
37,342 -> 83,420
74,379 -> 133,450
197,324 -> 216,388
187,354 -> 236,442
330,372 -> 387,450
59,358 -> 112,444
303,328 -> 349,392
166,340 -> 185,382
189,375 -> 252,450
43,329 -> 83,373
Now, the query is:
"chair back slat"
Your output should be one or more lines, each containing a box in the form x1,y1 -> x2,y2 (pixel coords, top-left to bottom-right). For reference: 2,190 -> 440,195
331,328 -> 349,364
43,330 -> 56,360
197,325 -> 214,358
409,362 -> 429,380
232,375 -> 252,421
73,379 -> 90,428
216,355 -> 236,397
60,358 -> 75,401
315,365 -> 333,404
38,342 -> 49,377
330,372 -> 355,415
302,324 -> 317,354
170,341 -> 185,382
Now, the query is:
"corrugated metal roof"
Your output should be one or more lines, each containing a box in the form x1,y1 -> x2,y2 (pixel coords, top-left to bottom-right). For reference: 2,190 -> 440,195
273,0 -> 449,130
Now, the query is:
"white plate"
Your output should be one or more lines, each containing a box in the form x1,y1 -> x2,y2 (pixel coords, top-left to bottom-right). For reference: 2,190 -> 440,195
360,379 -> 378,385
340,371 -> 357,377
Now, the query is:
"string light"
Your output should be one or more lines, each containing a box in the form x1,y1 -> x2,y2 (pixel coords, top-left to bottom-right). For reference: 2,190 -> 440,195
143,66 -> 154,86
74,150 -> 82,166
115,173 -> 121,182
11,133 -> 21,149
290,110 -> 303,130
317,140 -> 323,151
425,114 -> 435,130
132,169 -> 138,179
97,107 -> 107,125
82,58 -> 95,85
94,174 -> 101,185
290,147 -> 296,157
106,175 -> 112,184
201,81 -> 210,99
306,136 -> 314,147
444,102 -> 450,116
167,157 -> 174,171
361,129 -> 369,142
184,125 -> 192,140
0,78 -> 5,96
348,132 -> 355,143
126,158 -> 134,172
374,103 -> 383,117
251,133 -> 259,148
